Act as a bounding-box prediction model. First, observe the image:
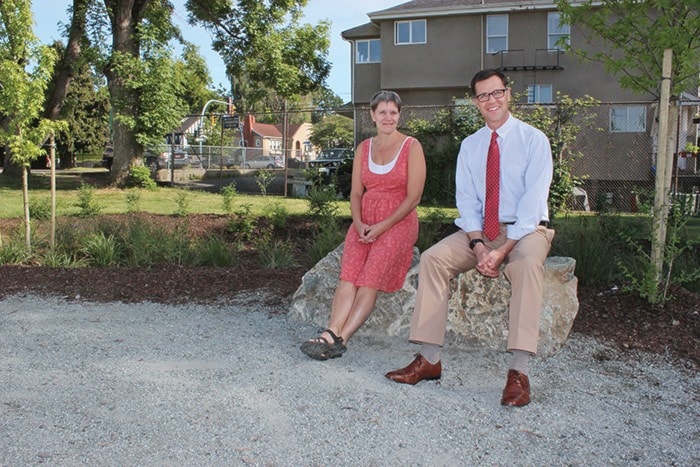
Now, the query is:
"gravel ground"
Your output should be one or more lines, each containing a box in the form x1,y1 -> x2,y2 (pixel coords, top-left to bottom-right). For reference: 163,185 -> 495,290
1,293 -> 698,466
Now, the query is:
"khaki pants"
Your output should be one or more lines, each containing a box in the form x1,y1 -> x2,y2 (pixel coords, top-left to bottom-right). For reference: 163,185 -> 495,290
409,224 -> 554,354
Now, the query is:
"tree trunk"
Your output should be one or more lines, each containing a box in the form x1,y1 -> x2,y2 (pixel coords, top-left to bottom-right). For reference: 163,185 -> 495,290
22,165 -> 31,251
103,0 -> 150,185
43,0 -> 88,122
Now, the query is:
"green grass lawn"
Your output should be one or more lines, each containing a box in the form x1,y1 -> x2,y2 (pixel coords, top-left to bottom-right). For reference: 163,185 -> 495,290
0,169 -> 463,220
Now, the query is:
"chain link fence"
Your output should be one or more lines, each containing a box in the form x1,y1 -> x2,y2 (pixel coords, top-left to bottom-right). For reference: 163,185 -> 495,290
180,103 -> 699,214
351,101 -> 699,214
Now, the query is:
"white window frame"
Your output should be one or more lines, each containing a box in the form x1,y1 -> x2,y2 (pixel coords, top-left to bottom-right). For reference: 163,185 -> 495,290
395,19 -> 427,45
610,106 -> 647,133
548,12 -> 570,50
486,15 -> 508,54
527,84 -> 554,104
356,39 -> 381,63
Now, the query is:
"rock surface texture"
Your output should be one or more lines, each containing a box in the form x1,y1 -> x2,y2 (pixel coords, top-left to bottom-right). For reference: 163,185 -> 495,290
289,244 -> 579,356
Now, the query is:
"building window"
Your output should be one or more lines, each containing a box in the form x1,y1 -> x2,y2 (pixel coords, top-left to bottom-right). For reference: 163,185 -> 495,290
356,39 -> 381,63
395,19 -> 426,45
255,139 -> 261,147
486,15 -> 508,53
610,106 -> 646,132
548,12 -> 570,50
527,85 -> 553,104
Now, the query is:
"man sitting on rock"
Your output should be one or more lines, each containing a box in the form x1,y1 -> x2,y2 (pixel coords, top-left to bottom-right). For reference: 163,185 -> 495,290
385,68 -> 555,407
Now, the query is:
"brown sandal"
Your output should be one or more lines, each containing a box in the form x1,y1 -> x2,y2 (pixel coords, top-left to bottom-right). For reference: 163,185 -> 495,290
300,329 -> 347,361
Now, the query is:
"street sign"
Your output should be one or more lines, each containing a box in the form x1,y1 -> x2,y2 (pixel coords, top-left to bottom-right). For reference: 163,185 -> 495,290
222,115 -> 240,129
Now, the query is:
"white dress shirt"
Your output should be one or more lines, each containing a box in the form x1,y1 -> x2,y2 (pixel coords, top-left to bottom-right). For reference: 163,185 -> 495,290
455,114 -> 552,241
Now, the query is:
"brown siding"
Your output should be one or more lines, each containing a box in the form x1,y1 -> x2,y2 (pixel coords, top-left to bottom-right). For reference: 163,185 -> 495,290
380,16 -> 482,91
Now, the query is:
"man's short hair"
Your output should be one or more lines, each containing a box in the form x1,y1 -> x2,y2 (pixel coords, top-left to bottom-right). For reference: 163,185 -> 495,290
469,69 -> 509,96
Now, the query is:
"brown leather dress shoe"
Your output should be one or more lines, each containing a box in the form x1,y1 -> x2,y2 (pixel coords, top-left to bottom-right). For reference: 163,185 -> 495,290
501,369 -> 530,407
385,354 -> 442,385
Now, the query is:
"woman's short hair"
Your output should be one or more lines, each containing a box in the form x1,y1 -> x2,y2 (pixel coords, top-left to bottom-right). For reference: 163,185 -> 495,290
370,90 -> 402,112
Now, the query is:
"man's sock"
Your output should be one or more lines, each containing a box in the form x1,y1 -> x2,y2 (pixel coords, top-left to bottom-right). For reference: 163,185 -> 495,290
509,350 -> 531,375
420,343 -> 441,365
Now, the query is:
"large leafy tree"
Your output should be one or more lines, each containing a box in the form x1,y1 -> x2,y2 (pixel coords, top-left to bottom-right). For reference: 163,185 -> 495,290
311,87 -> 344,124
186,0 -> 331,102
174,43 -> 218,114
101,0 -> 186,183
309,114 -> 353,149
49,43 -> 111,167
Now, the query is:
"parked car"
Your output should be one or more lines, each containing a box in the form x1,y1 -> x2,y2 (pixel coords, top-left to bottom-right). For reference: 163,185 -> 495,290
150,148 -> 201,169
287,157 -> 305,169
101,145 -> 114,169
307,148 -> 354,176
334,156 -> 354,198
242,155 -> 283,169
223,149 -> 244,168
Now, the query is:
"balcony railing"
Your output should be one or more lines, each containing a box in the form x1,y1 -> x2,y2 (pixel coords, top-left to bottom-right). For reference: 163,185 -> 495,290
491,49 -> 564,71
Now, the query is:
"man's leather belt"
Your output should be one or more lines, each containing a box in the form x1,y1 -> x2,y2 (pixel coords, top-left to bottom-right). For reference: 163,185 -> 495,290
502,221 -> 550,228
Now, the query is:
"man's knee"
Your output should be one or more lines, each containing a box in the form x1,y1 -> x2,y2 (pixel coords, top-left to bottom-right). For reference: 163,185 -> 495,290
419,241 -> 454,274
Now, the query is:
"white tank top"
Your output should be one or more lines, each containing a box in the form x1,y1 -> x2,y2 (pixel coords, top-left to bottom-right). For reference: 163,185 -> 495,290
368,137 -> 409,174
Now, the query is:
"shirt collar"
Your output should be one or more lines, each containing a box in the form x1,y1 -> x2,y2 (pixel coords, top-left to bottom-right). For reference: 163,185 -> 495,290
492,113 -> 515,140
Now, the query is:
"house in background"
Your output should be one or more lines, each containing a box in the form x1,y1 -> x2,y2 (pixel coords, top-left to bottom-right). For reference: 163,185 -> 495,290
165,115 -> 203,148
342,0 -> 700,210
242,115 -> 283,159
285,122 -> 314,162
241,115 -> 314,163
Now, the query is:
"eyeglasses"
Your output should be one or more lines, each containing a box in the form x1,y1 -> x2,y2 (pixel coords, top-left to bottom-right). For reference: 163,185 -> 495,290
474,88 -> 507,102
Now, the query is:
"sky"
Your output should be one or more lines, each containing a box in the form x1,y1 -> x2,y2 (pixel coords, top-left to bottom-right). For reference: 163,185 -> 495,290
30,0 -> 400,102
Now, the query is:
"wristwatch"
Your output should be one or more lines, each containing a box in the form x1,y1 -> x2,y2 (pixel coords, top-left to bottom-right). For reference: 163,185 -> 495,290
469,238 -> 485,250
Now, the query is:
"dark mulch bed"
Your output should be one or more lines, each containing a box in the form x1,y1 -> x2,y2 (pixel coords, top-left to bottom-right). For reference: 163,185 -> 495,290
1,213 -> 697,370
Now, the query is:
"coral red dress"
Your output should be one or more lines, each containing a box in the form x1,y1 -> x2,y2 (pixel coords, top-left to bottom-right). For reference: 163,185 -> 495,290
339,136 -> 419,292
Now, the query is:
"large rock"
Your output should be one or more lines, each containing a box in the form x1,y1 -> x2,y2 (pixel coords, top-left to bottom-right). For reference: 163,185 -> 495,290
289,244 -> 579,357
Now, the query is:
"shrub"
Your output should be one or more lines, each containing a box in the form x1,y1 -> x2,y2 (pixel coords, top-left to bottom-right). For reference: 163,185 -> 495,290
306,183 -> 339,221
127,165 -> 157,189
256,236 -> 297,269
226,204 -> 257,242
254,170 -> 275,196
41,249 -> 84,268
0,237 -> 29,265
551,215 -> 618,287
120,216 -> 175,267
617,201 -> 700,304
220,182 -> 238,215
54,221 -> 86,254
76,183 -> 103,217
126,190 -> 143,213
264,202 -> 289,229
81,232 -> 121,267
174,189 -> 192,217
29,196 -> 51,221
308,221 -> 345,263
193,235 -> 237,267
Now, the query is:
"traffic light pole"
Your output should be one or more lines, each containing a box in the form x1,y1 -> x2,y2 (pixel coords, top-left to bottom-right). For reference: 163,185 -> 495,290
198,99 -> 234,158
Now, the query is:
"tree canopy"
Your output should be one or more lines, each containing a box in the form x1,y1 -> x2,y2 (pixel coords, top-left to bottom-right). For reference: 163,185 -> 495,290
186,0 -> 331,101
309,114 -> 353,149
556,0 -> 700,97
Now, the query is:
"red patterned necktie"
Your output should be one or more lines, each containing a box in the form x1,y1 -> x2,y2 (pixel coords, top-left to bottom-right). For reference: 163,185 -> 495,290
483,131 -> 500,241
